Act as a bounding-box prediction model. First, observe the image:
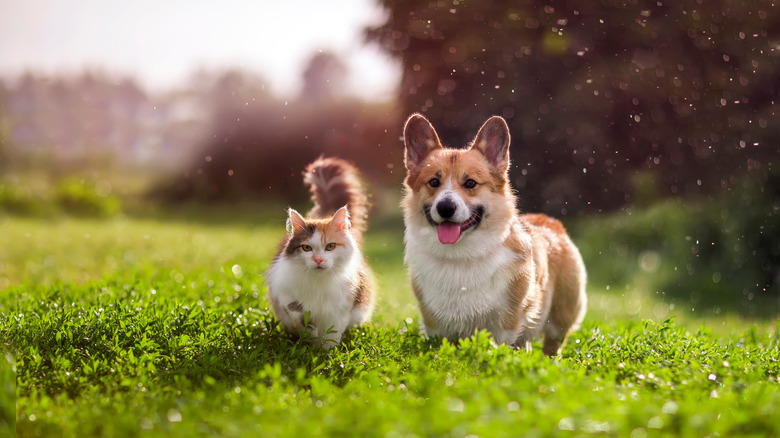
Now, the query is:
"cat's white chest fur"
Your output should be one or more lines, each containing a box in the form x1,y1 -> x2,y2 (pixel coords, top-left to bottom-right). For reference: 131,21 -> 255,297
268,256 -> 356,316
266,248 -> 363,348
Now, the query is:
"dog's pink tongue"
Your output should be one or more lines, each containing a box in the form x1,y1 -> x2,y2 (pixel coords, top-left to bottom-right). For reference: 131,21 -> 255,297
437,222 -> 461,244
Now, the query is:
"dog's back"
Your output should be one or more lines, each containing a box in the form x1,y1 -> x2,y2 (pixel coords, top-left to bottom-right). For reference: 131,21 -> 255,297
519,214 -> 587,355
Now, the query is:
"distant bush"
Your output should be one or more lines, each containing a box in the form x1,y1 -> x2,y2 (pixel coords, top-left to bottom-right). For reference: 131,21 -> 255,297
0,179 -> 122,218
0,183 -> 50,216
574,171 -> 780,316
55,178 -> 121,217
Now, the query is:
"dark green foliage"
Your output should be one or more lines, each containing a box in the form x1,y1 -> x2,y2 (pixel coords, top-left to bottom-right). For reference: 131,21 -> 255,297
367,0 -> 779,213
575,172 -> 780,312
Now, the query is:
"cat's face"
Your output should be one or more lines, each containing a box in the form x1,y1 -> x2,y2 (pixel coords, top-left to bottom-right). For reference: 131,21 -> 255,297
285,207 -> 355,271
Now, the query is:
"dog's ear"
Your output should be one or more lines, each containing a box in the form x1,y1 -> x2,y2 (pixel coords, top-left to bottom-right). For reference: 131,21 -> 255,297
471,116 -> 510,173
403,114 -> 442,168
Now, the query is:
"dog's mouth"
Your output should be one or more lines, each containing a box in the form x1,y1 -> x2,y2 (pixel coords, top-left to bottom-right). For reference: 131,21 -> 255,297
424,206 -> 484,245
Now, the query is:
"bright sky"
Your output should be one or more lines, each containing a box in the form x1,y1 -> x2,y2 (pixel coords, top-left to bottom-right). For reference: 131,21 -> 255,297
0,0 -> 400,100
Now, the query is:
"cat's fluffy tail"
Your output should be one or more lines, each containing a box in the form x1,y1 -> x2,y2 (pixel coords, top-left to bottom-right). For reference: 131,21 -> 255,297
303,156 -> 370,241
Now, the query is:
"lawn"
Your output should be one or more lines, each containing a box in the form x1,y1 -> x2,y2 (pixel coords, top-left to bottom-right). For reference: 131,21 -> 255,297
1,209 -> 779,437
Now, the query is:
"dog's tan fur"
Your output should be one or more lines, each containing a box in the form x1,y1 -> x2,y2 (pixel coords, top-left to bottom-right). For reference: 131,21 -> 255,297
401,114 -> 587,355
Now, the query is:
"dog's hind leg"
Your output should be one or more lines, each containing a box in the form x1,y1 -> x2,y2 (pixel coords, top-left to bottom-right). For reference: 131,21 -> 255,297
542,253 -> 587,356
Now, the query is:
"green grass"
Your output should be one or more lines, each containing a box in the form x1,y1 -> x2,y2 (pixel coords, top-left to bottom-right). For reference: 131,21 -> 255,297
2,211 -> 780,437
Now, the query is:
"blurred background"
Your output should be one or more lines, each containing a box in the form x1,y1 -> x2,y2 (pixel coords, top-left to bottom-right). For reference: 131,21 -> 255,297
1,0 -> 778,321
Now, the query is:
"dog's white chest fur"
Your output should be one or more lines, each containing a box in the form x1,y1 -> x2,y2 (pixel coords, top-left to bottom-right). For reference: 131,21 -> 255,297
404,231 -> 527,343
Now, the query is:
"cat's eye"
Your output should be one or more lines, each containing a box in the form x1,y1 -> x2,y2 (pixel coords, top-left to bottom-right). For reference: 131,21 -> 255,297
301,244 -> 313,252
428,177 -> 440,188
463,179 -> 478,189
325,243 -> 336,251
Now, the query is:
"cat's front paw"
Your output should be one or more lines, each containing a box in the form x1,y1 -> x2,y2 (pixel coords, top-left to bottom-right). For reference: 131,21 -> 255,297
316,328 -> 343,350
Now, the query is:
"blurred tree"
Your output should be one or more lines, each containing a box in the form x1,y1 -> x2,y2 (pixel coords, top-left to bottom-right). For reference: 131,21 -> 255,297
367,0 -> 780,214
1,72 -> 154,169
154,61 -> 400,204
0,79 -> 7,173
207,69 -> 273,115
300,51 -> 349,102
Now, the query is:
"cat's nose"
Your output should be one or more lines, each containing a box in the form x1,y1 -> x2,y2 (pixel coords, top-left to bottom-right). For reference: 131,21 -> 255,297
313,256 -> 324,265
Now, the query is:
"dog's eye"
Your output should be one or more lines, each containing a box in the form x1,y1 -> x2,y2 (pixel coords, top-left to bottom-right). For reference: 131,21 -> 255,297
428,178 -> 440,188
463,179 -> 478,189
301,244 -> 313,252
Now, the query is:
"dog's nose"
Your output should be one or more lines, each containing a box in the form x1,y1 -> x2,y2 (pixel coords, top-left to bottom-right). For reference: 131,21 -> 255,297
436,198 -> 457,219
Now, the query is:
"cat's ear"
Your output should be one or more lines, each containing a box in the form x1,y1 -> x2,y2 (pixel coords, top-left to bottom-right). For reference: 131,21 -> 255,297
331,206 -> 351,232
286,209 -> 307,235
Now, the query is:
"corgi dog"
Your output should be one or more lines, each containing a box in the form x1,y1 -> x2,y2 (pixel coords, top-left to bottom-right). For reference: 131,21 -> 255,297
401,114 -> 587,355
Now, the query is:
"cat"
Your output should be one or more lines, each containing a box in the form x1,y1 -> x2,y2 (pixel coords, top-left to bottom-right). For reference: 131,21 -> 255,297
265,157 -> 375,349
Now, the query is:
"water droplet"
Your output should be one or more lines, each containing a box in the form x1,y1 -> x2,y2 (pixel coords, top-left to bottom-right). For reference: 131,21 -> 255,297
558,417 -> 575,431
662,400 -> 678,414
447,397 -> 464,412
639,251 -> 661,272
167,409 -> 182,423
648,416 -> 664,429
